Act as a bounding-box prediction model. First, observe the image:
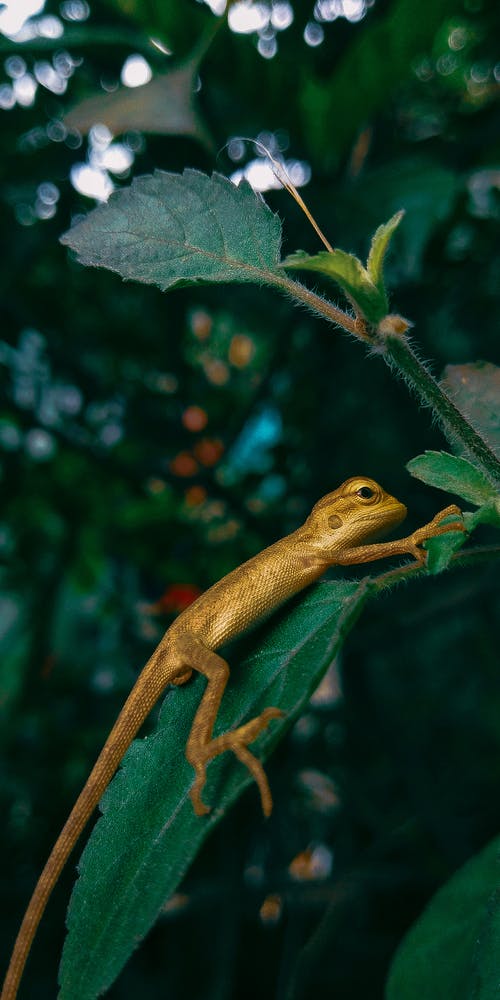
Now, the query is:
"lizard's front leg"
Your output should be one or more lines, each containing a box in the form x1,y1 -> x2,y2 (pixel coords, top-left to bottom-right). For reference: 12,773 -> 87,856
175,635 -> 283,817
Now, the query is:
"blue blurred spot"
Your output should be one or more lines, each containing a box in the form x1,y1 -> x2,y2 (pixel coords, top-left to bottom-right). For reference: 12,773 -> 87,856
221,405 -> 282,483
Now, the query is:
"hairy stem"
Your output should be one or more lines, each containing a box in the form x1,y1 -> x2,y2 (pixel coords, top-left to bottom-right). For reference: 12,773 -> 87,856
380,333 -> 500,487
277,274 -> 500,485
271,273 -> 361,337
371,543 -> 500,594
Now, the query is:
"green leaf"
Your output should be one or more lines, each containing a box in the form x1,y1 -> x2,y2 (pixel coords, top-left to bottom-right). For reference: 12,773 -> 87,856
58,579 -> 372,999
442,363 -> 500,460
385,834 -> 500,1000
407,451 -> 498,506
366,211 -> 404,295
60,169 -> 282,291
423,520 -> 467,575
472,887 -> 500,999
282,248 -> 387,323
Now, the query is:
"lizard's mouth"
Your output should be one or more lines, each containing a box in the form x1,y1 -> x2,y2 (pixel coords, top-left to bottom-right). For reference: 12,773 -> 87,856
361,499 -> 407,541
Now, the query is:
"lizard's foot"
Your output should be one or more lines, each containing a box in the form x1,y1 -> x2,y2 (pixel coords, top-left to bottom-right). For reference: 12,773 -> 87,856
190,767 -> 210,816
189,707 -> 284,817
410,505 -> 466,564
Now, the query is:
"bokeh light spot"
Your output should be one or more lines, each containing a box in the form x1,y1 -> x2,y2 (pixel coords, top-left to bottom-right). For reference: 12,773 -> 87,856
190,308 -> 213,340
204,358 -> 230,385
271,2 -> 293,30
182,406 -> 208,432
304,21 -> 324,46
0,0 -> 44,38
120,54 -> 153,88
184,485 -> 207,506
25,427 -> 56,460
193,438 -> 224,467
70,163 -> 114,202
228,1 -> 269,34
60,0 -> 90,21
228,333 -> 255,367
170,452 -> 198,477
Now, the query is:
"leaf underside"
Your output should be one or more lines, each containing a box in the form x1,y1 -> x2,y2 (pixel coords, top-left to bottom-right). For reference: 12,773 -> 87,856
60,169 -> 283,291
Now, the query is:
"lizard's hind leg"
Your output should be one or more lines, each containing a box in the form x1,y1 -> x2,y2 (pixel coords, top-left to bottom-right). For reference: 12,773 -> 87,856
175,635 -> 283,817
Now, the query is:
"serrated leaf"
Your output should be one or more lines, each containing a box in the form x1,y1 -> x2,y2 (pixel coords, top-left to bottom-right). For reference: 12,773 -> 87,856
60,169 -> 282,291
442,362 -> 500,460
58,579 -> 372,998
385,834 -> 500,1000
366,210 -> 404,295
282,248 -> 387,323
407,451 -> 498,506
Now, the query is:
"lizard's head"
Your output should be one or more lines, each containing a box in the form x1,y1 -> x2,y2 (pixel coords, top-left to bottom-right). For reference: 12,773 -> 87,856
305,477 -> 407,551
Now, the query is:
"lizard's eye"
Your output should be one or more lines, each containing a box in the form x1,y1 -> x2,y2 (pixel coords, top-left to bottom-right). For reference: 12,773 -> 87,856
356,486 -> 376,501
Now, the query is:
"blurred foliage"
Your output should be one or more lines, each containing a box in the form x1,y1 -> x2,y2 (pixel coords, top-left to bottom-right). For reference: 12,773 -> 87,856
0,0 -> 499,997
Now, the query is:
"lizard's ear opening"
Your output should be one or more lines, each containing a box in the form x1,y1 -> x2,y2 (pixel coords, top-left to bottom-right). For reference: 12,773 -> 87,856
328,514 -> 342,529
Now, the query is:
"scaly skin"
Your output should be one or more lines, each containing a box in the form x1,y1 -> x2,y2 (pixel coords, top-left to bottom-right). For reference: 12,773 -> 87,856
1,477 -> 463,999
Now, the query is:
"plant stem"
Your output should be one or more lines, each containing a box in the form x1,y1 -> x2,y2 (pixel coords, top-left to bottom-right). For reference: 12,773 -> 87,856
371,543 -> 500,594
271,273 -> 361,337
277,274 -> 500,485
381,333 -> 500,487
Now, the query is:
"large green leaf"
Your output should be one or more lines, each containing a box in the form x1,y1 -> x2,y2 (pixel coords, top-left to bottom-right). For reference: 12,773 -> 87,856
58,578 -> 372,998
60,170 -> 283,290
385,834 -> 500,1000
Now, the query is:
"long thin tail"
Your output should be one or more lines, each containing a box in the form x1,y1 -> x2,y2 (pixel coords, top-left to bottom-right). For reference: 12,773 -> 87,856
1,660 -> 170,1000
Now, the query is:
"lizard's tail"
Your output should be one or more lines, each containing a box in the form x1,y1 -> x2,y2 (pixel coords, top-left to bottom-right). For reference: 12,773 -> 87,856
1,658 -> 171,1000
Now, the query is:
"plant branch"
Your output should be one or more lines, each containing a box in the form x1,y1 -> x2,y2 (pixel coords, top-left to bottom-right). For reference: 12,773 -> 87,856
271,273 -> 362,337
379,331 -> 500,487
370,543 -> 500,594
276,270 -> 500,486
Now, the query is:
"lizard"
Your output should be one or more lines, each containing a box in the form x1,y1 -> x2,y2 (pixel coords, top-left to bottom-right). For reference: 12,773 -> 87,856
1,476 -> 464,1000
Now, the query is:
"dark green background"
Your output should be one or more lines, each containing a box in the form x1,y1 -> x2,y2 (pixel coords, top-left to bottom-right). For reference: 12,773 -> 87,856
1,0 -> 499,996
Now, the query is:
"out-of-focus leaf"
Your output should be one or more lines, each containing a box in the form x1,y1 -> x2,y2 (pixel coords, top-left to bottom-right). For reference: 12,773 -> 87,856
385,834 -> 500,1000
472,886 -> 500,999
58,579 -> 373,998
442,363 -> 500,460
61,169 -> 282,290
64,58 -> 213,149
282,248 -> 386,323
301,0 -> 460,166
366,211 -> 405,294
407,451 -> 498,506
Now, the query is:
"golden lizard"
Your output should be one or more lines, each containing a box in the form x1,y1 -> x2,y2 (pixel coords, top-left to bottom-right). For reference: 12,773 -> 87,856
1,477 -> 463,999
